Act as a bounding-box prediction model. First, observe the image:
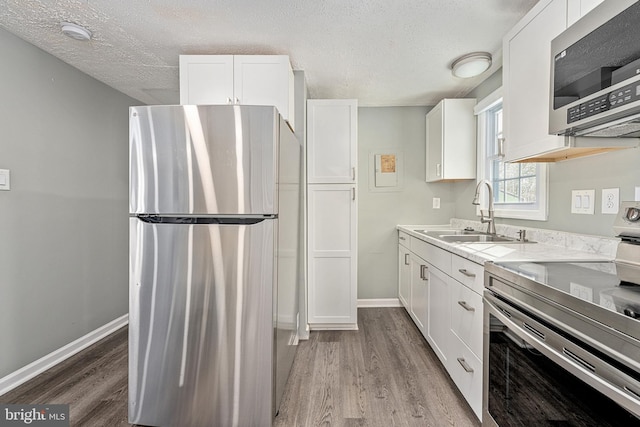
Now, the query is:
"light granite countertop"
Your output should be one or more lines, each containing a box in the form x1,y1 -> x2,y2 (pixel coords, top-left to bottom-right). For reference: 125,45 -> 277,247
397,220 -> 617,266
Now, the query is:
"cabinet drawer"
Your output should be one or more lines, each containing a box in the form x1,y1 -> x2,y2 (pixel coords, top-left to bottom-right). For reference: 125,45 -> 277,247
411,238 -> 451,275
398,231 -> 410,248
451,255 -> 484,294
448,333 -> 482,420
450,280 -> 483,358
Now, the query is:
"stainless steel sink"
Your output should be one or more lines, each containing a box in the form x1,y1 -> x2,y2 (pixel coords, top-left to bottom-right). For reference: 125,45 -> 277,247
438,234 -> 518,243
413,229 -> 534,244
415,229 -> 479,237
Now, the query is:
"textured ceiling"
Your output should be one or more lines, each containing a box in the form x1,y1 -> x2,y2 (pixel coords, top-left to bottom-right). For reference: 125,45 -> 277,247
0,0 -> 538,106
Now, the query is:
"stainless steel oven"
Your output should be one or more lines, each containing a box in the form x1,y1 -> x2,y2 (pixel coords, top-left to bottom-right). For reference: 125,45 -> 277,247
483,202 -> 640,426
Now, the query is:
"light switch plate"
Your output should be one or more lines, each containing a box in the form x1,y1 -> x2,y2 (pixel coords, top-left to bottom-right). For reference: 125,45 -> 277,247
0,169 -> 10,191
601,188 -> 619,214
571,189 -> 595,214
432,197 -> 440,209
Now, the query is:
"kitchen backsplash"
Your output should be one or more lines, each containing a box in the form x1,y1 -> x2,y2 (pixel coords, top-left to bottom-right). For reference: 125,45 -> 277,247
450,218 -> 620,258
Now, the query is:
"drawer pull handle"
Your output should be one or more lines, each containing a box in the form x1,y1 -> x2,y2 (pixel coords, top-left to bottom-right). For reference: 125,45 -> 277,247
458,301 -> 475,312
458,268 -> 476,278
457,357 -> 474,373
420,265 -> 428,280
404,253 -> 410,265
399,236 -> 406,240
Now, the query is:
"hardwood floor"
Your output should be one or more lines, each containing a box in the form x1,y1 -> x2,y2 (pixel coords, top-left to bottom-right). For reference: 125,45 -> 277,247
1,325 -> 131,427
275,308 -> 478,427
1,308 -> 479,427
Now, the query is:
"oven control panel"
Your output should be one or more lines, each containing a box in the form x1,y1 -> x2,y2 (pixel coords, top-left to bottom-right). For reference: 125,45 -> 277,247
614,201 -> 640,238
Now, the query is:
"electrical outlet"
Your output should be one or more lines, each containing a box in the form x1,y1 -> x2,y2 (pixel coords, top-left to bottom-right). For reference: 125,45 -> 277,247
601,188 -> 619,214
636,186 -> 640,202
432,197 -> 440,209
571,189 -> 595,214
0,169 -> 10,191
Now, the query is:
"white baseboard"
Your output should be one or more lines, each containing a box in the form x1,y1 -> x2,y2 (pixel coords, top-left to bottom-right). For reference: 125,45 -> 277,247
309,323 -> 359,331
0,314 -> 129,396
357,298 -> 402,308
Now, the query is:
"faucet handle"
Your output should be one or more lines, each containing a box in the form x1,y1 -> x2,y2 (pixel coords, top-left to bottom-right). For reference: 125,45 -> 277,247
517,229 -> 527,241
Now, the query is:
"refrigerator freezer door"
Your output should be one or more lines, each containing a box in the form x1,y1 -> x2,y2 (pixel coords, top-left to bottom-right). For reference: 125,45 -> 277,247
129,217 -> 275,427
129,105 -> 278,216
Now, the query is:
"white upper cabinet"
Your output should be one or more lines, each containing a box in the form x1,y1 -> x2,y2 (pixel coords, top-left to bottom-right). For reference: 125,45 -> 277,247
307,99 -> 358,184
503,0 -> 604,162
179,55 -> 234,105
567,0 -> 605,26
425,98 -> 476,182
179,55 -> 295,130
503,0 -> 569,162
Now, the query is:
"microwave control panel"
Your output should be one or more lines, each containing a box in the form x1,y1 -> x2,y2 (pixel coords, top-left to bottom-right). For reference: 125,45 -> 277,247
567,81 -> 640,124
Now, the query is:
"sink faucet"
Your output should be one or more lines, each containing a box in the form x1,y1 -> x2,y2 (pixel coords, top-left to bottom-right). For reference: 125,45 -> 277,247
472,180 -> 496,235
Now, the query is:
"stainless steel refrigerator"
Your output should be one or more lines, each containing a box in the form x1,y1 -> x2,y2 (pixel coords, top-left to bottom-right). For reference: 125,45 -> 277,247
128,105 -> 301,426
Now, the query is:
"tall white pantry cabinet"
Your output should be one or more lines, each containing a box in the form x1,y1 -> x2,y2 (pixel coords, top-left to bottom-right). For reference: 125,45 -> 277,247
306,99 -> 358,330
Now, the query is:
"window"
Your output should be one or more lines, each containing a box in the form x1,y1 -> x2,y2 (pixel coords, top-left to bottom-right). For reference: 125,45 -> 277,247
475,89 -> 548,221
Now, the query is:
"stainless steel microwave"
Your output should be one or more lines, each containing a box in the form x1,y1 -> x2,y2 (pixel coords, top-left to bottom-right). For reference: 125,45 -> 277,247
549,0 -> 640,137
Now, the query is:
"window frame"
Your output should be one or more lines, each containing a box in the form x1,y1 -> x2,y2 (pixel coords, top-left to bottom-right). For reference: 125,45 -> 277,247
475,88 -> 549,221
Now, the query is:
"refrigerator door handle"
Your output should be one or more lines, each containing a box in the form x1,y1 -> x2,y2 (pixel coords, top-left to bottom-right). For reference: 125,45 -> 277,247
135,215 -> 272,225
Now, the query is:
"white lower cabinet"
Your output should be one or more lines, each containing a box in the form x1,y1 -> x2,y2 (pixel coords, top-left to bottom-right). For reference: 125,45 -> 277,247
448,332 -> 483,418
308,184 -> 357,328
398,233 -> 411,309
450,279 -> 483,357
409,253 -> 429,334
426,265 -> 450,367
397,231 -> 483,420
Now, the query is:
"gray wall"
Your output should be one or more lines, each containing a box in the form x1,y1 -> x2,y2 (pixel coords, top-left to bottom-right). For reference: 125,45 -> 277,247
454,68 -> 640,237
0,28 -> 136,378
358,107 -> 454,300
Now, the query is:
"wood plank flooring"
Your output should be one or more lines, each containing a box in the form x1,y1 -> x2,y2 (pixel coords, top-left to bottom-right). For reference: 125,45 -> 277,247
275,308 -> 479,427
1,308 -> 479,427
1,325 -> 131,426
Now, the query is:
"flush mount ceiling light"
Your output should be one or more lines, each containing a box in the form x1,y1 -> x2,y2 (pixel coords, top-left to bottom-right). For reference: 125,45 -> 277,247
60,22 -> 92,41
451,52 -> 492,78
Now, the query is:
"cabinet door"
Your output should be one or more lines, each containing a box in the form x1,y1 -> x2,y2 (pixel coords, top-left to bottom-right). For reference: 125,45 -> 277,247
448,332 -> 483,419
567,0 -> 604,25
409,255 -> 428,333
425,102 -> 443,182
307,184 -> 357,327
398,244 -> 411,309
503,0 -> 569,162
427,266 -> 449,366
179,55 -> 234,105
307,100 -> 358,184
234,55 -> 294,129
449,280 -> 483,358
